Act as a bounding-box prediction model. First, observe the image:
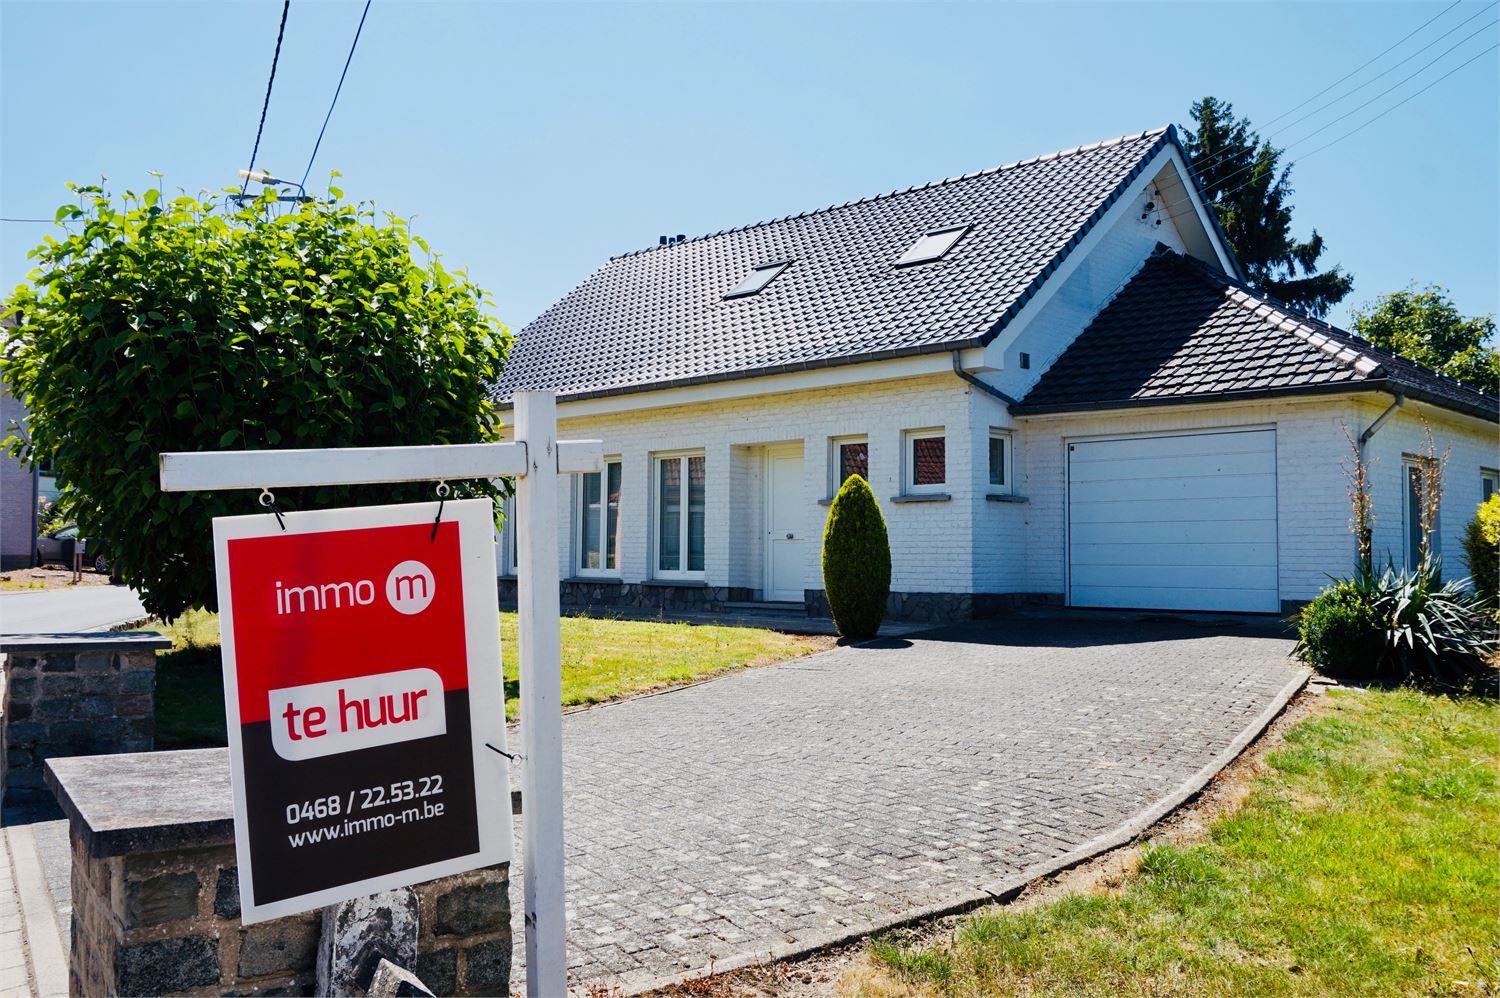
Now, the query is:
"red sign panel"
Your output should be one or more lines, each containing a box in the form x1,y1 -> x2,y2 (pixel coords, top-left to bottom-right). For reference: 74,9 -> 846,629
213,499 -> 511,923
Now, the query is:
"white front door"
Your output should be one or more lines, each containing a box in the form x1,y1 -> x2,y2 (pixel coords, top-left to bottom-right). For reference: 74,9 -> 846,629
764,448 -> 805,602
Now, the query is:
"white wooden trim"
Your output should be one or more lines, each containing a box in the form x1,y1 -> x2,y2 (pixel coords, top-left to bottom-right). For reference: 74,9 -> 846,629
160,439 -> 602,491
513,392 -> 569,997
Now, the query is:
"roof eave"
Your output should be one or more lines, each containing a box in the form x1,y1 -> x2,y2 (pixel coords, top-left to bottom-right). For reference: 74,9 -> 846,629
494,335 -> 988,409
1012,379 -> 1498,423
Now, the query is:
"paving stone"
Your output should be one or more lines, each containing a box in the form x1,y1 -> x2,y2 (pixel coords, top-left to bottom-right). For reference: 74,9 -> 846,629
506,615 -> 1298,993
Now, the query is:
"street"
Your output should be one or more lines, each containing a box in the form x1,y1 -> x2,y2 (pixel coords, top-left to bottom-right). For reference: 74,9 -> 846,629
0,586 -> 147,635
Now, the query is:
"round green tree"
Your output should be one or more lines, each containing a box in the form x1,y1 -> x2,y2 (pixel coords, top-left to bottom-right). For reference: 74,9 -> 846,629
821,474 -> 892,640
1,182 -> 509,619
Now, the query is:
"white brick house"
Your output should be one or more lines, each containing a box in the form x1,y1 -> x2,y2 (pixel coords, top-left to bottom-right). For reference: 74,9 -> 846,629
495,127 -> 1498,621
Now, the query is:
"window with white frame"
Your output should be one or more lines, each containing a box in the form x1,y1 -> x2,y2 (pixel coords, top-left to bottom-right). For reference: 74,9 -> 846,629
904,428 -> 946,494
987,429 -> 1012,494
576,459 -> 622,575
1404,459 -> 1441,568
829,436 -> 869,493
654,452 -> 705,578
496,494 -> 517,576
1483,468 -> 1498,503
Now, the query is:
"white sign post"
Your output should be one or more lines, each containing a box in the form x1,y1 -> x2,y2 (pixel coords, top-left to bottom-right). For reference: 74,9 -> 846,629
160,390 -> 593,998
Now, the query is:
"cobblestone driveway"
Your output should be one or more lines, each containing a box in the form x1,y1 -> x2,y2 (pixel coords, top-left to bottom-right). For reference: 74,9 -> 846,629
516,614 -> 1303,993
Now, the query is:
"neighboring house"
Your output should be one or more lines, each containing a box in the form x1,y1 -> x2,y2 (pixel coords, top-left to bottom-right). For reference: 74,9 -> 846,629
494,126 -> 1498,621
0,313 -> 39,571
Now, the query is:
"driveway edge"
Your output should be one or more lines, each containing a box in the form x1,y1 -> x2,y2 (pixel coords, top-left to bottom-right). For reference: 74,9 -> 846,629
623,664 -> 1312,997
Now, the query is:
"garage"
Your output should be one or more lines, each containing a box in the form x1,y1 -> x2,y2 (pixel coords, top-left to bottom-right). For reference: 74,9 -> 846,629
1067,428 -> 1279,613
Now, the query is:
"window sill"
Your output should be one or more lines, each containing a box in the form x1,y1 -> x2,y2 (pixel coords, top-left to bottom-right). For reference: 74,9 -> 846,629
890,493 -> 952,504
565,576 -> 623,585
641,578 -> 708,588
985,493 -> 1028,504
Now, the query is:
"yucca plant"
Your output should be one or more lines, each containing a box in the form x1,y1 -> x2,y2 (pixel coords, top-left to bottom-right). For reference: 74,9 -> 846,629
1299,559 -> 1498,683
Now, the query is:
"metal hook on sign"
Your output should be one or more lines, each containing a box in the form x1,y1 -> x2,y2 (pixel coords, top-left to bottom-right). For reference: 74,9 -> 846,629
430,480 -> 449,542
258,488 -> 286,532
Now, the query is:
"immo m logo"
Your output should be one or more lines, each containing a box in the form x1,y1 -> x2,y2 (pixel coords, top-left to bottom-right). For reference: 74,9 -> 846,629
275,560 -> 437,616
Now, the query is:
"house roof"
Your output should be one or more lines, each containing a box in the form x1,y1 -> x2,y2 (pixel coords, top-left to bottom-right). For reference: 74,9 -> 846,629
1011,248 -> 1499,423
495,127 -> 1190,403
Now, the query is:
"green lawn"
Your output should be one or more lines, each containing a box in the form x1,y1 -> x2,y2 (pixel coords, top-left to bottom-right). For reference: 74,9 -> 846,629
151,609 -> 825,749
857,687 -> 1499,998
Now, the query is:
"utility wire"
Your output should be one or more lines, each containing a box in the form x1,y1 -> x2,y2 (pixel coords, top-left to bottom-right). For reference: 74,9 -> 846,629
0,217 -> 55,223
1270,2 -> 1498,140
1154,40 -> 1498,236
240,0 -> 293,196
1158,29 -> 1498,228
1186,1 -> 1492,185
301,0 -> 372,189
1260,0 -> 1462,130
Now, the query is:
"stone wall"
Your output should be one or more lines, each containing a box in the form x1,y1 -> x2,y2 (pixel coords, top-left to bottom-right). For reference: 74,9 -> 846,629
47,747 -> 512,997
68,834 -> 510,997
805,589 -> 1060,625
0,633 -> 165,809
498,578 -> 754,614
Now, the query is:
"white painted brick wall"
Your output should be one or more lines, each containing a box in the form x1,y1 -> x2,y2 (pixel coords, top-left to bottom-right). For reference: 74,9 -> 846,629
1359,401 -> 1499,579
1019,397 -> 1366,602
514,374 -> 977,595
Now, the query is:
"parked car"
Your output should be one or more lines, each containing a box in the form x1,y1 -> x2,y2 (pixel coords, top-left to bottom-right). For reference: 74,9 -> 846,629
35,524 -> 111,573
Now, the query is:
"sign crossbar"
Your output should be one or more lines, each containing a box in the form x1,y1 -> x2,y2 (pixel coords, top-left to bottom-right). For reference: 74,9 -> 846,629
160,439 -> 602,491
157,392 -> 592,998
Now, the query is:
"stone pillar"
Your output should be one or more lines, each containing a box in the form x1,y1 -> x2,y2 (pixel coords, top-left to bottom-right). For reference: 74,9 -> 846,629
0,632 -> 167,810
46,747 -> 512,996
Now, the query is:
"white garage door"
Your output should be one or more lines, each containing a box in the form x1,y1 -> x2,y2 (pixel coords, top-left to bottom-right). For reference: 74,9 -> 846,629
1067,429 -> 1279,613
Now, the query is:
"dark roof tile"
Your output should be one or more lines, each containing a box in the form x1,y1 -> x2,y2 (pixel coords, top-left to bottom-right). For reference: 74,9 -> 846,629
495,128 -> 1175,402
1012,249 -> 1498,422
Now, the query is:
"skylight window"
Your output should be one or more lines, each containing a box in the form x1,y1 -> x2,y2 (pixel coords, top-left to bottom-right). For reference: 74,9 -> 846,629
723,260 -> 791,299
895,225 -> 969,266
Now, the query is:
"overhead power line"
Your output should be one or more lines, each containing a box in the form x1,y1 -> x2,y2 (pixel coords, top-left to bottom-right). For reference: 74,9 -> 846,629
1260,0 -> 1463,130
240,0 -> 293,197
1159,28 -> 1498,229
300,0 -> 373,189
1187,1 -> 1494,185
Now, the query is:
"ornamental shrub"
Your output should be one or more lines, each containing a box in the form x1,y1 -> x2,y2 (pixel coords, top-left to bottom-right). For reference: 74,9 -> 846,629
1297,562 -> 1497,683
821,474 -> 891,641
2,182 -> 509,619
1461,494 -> 1499,607
1295,580 -> 1385,678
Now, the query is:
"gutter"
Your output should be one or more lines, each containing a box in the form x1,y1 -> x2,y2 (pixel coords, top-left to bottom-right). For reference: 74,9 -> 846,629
951,352 -> 1017,406
1358,392 -> 1405,448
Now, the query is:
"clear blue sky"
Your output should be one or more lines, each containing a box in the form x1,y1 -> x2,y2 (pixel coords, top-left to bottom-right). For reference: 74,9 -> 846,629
2,1 -> 1496,334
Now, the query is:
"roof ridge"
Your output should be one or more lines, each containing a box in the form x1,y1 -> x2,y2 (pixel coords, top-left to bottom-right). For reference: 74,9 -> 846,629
608,126 -> 1173,261
1167,251 -> 1385,379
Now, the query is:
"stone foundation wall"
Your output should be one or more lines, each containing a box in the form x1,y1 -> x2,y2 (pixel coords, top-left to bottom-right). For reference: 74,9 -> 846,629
69,832 -> 511,997
804,589 -> 1063,624
0,634 -> 165,809
498,578 -> 755,614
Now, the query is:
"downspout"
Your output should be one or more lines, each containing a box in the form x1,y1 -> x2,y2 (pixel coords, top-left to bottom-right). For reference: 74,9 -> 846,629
1354,391 -> 1403,575
951,351 -> 1017,406
1359,392 -> 1405,449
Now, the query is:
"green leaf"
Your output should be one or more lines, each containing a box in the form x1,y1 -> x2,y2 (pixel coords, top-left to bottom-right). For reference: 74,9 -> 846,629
218,429 -> 240,447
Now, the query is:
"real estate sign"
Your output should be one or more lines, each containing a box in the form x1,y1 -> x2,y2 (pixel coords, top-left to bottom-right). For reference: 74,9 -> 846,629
213,498 -> 512,923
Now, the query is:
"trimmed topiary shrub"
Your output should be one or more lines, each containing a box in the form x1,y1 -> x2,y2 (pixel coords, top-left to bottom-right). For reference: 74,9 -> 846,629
1296,580 -> 1386,678
1462,494 -> 1499,608
821,474 -> 891,640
